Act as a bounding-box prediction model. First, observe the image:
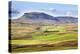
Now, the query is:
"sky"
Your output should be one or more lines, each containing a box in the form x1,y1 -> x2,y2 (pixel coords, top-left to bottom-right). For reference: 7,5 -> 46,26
10,1 -> 78,19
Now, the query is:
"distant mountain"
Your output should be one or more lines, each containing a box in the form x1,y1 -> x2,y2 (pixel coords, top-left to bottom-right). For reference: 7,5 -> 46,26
12,12 -> 78,24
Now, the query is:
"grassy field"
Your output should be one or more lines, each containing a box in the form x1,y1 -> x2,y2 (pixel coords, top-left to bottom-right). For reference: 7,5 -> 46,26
9,23 -> 78,52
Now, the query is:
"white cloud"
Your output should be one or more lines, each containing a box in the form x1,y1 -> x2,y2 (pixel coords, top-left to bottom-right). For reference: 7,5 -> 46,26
66,11 -> 72,16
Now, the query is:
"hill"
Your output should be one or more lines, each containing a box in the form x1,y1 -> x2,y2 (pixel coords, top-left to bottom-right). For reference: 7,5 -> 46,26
11,12 -> 78,24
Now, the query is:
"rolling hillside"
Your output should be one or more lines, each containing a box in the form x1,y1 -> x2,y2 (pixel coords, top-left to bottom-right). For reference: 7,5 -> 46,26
10,12 -> 78,52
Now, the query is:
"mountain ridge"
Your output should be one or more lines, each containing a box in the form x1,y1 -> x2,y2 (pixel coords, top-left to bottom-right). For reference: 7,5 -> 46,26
12,12 -> 78,24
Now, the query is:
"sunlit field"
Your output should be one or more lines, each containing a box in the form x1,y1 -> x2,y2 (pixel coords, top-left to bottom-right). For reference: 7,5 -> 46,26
10,23 -> 78,52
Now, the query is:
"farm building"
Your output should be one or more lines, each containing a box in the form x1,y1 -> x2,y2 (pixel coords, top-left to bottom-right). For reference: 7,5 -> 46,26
40,25 -> 66,32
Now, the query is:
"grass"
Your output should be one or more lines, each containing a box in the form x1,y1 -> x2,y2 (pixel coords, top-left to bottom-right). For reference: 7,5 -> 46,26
32,32 -> 77,41
11,32 -> 77,45
10,23 -> 78,52
10,32 -> 78,52
12,46 -> 77,52
11,39 -> 78,52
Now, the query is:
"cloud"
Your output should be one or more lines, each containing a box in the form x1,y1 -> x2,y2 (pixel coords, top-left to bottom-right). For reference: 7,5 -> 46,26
66,11 -> 72,16
48,8 -> 56,12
